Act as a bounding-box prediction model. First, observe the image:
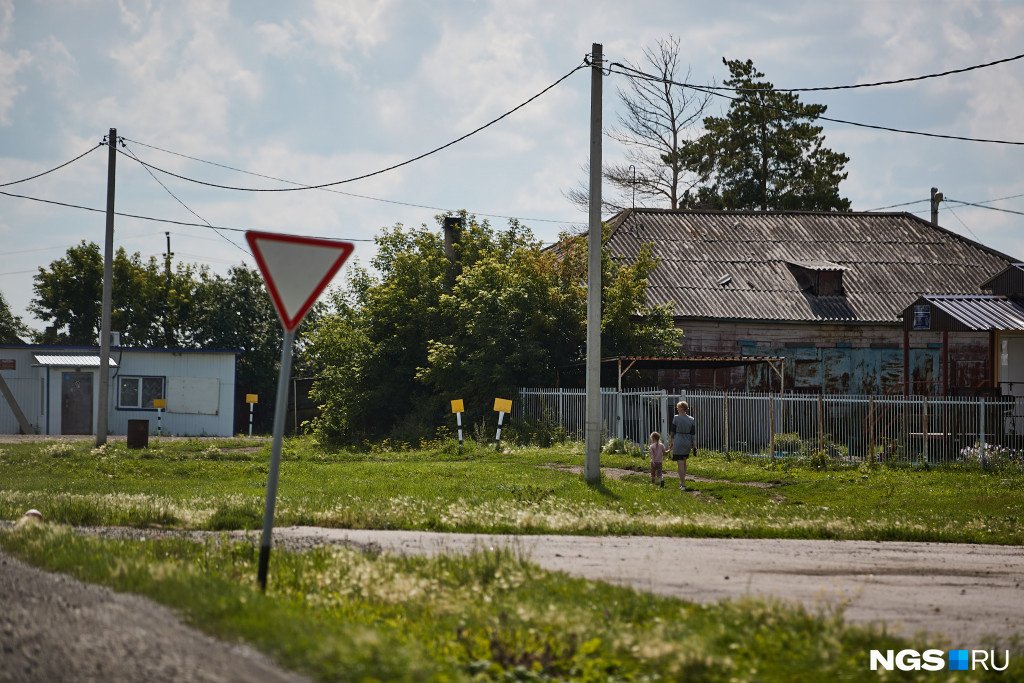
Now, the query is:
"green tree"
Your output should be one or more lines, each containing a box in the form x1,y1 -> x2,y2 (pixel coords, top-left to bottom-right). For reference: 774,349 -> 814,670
30,241 -> 197,347
0,290 -> 28,343
683,58 -> 851,211
305,214 -> 681,445
190,264 -> 323,433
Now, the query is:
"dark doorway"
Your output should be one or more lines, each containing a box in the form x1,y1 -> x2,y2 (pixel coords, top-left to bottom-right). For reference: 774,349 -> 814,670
61,372 -> 93,435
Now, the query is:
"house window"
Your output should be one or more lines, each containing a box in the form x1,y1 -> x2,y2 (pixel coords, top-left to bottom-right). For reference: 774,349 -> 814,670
119,376 -> 164,409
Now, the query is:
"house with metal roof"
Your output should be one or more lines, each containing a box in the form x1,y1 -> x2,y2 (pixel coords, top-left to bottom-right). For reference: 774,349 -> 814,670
605,208 -> 1023,395
0,343 -> 239,436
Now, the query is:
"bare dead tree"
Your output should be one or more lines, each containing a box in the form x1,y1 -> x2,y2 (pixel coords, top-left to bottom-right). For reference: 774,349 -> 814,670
604,36 -> 714,210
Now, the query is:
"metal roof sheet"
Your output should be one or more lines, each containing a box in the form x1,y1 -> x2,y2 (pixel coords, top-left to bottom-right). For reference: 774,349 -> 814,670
923,295 -> 1024,331
606,209 -> 1019,324
33,354 -> 118,367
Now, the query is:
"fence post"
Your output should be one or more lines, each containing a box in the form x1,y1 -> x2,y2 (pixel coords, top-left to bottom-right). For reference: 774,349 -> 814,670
661,390 -> 669,445
979,396 -> 985,461
769,393 -> 775,463
724,390 -> 729,453
817,394 -> 824,452
922,395 -> 929,464
869,396 -> 875,462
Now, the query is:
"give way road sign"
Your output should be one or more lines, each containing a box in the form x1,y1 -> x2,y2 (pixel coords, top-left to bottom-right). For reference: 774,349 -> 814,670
245,230 -> 355,331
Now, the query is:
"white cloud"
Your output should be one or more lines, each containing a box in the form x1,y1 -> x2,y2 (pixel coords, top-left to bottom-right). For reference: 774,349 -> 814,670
0,49 -> 28,125
299,0 -> 398,75
92,1 -> 261,147
254,20 -> 300,57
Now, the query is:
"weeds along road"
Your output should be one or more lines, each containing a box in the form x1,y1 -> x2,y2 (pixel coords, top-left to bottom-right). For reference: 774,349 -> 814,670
274,527 -> 1024,646
2,525 -> 1022,682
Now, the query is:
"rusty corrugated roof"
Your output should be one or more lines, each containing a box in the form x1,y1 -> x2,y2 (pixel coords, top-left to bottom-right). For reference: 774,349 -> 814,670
606,209 -> 1020,324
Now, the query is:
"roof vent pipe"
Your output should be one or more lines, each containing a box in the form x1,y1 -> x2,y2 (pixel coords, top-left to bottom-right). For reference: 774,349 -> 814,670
930,187 -> 943,226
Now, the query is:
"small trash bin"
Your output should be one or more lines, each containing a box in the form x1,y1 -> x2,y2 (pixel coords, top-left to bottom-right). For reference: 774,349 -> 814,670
127,419 -> 149,449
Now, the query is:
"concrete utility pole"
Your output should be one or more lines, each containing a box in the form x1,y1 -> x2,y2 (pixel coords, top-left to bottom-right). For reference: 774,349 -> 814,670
96,128 -> 116,447
930,187 -> 943,226
584,43 -> 603,484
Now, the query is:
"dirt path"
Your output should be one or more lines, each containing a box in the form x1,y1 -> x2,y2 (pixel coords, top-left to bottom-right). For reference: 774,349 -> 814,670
0,548 -> 308,683
272,527 -> 1024,646
2,526 -> 1021,681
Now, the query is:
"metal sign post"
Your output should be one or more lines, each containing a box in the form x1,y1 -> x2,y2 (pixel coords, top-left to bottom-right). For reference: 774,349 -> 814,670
153,398 -> 165,436
246,394 -> 258,437
246,230 -> 354,592
493,397 -> 512,450
451,399 -> 464,452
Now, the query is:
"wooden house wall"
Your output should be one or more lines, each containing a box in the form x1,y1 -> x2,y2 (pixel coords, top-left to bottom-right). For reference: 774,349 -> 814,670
646,320 -> 990,394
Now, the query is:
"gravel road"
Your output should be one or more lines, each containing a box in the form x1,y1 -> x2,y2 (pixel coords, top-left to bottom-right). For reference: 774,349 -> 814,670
1,525 -> 1022,682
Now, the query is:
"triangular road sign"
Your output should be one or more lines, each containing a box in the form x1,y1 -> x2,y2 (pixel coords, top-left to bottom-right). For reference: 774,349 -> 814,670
245,231 -> 354,331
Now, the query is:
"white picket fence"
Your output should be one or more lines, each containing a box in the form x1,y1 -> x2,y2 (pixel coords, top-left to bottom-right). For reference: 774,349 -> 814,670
517,387 -> 1022,464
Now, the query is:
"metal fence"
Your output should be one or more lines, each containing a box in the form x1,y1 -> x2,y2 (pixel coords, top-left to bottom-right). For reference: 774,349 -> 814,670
517,387 -> 1023,464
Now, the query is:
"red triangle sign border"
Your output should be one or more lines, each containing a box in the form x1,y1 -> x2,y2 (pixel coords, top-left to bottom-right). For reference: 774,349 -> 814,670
245,231 -> 355,331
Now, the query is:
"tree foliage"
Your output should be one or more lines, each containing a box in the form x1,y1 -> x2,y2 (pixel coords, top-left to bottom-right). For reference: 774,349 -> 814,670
304,214 -> 681,445
566,36 -> 713,213
31,241 -> 202,347
684,58 -> 851,211
0,289 -> 28,343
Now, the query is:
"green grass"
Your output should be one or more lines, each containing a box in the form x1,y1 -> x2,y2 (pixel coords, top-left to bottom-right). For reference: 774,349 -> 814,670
8,522 -> 1017,682
1,437 -> 1023,544
2,437 -> 1023,680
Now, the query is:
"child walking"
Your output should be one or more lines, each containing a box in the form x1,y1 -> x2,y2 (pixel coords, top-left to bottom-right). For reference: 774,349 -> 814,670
649,431 -> 666,487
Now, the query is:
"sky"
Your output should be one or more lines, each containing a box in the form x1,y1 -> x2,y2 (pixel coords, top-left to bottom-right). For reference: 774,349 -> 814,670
2,0 -> 1024,333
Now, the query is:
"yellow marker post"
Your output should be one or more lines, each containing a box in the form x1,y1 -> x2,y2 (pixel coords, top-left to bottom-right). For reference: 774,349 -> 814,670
493,398 -> 512,450
451,399 -> 465,452
153,398 -> 166,437
246,394 -> 258,437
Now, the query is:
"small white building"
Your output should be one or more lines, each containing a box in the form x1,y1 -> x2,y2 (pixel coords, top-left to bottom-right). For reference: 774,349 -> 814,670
0,344 -> 240,437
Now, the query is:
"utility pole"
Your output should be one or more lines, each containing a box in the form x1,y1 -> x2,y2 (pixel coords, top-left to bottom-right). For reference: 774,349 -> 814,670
930,187 -> 943,226
96,128 -> 116,447
584,43 -> 603,484
163,231 -> 174,347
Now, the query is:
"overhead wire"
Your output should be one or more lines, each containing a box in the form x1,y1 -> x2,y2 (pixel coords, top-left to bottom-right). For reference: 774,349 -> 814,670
616,52 -> 1024,93
0,187 -> 373,240
607,63 -> 1024,145
944,197 -> 1024,218
0,143 -> 104,187
118,61 -> 589,193
120,141 -> 248,254
941,200 -> 983,241
121,137 -> 577,224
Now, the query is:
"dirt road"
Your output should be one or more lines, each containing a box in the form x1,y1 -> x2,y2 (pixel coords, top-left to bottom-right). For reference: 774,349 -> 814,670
2,527 -> 1022,682
274,527 -> 1024,646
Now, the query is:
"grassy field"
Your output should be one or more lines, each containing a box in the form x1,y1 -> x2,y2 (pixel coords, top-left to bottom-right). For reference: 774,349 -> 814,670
7,521 -> 1019,682
1,436 -> 1023,680
1,436 -> 1022,544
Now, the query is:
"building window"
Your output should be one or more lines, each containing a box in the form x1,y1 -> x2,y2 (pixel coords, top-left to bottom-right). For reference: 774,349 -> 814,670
119,376 -> 164,409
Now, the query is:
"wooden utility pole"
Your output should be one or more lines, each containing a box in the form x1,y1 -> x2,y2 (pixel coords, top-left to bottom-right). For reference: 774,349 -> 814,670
96,128 -> 116,447
584,43 -> 603,484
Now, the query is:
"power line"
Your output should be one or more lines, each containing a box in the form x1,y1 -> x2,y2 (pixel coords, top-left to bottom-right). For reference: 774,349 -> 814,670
615,52 -> 1024,93
119,61 -> 588,193
0,143 -> 104,187
945,197 -> 1024,218
121,141 -> 248,254
863,198 -> 932,212
942,201 -> 983,241
608,64 -> 1024,145
122,137 -> 576,224
0,188 -> 376,240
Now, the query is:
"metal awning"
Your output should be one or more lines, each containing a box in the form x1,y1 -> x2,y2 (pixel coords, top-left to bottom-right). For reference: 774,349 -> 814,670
903,295 -> 1024,332
32,354 -> 118,368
